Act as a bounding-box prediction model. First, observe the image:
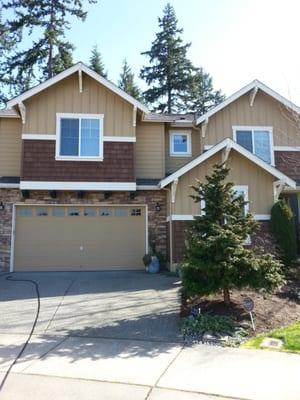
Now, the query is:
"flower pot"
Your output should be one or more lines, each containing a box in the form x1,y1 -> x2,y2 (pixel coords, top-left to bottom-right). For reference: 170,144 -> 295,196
148,256 -> 160,274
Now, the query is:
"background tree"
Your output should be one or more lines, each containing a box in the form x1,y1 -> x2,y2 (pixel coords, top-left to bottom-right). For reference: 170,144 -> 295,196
1,0 -> 97,97
183,67 -> 225,115
140,3 -> 194,113
118,59 -> 141,100
89,45 -> 107,77
182,164 -> 284,305
271,200 -> 297,266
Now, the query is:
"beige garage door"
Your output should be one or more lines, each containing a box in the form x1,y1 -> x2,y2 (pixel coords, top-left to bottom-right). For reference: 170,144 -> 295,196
14,205 -> 146,271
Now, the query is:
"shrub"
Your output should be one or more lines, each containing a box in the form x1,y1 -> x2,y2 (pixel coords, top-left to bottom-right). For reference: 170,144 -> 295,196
271,200 -> 297,266
180,314 -> 236,337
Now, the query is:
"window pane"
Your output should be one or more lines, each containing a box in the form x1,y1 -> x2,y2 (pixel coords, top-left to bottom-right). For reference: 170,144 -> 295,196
173,134 -> 188,153
68,207 -> 80,216
236,130 -> 253,153
52,208 -> 65,217
18,207 -> 32,217
36,207 -> 48,216
80,118 -> 100,157
99,208 -> 112,216
84,208 -> 96,216
254,130 -> 271,164
60,118 -> 79,156
131,208 -> 141,216
115,208 -> 127,217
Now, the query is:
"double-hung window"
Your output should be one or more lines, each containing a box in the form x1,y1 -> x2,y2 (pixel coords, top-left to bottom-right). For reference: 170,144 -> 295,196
233,126 -> 274,165
170,130 -> 192,156
56,113 -> 104,161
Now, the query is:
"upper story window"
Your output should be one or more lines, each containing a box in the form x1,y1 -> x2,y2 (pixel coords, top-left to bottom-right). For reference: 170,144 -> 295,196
56,113 -> 104,161
169,130 -> 192,157
233,126 -> 274,165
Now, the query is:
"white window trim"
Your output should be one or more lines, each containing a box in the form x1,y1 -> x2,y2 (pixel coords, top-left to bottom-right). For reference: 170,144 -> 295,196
169,130 -> 192,157
56,113 -> 104,161
233,185 -> 249,215
232,126 -> 274,166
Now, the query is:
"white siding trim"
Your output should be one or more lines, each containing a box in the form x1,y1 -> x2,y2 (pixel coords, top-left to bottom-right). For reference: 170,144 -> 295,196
22,134 -> 56,140
167,213 -> 271,221
104,136 -> 136,142
0,183 -> 20,188
274,146 -> 300,151
254,214 -> 271,220
204,145 -> 213,150
10,204 -> 16,272
20,181 -> 136,191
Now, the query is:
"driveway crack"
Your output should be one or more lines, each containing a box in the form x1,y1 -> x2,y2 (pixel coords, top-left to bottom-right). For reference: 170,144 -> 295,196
43,279 -> 76,334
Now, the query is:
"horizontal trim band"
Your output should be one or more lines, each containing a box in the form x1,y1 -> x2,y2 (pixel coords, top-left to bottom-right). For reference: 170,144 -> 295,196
20,181 -> 136,191
22,134 -> 136,142
0,183 -> 20,188
167,214 -> 271,221
274,146 -> 300,151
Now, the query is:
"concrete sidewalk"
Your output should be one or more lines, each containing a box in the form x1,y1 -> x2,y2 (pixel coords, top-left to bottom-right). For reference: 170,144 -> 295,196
0,333 -> 299,400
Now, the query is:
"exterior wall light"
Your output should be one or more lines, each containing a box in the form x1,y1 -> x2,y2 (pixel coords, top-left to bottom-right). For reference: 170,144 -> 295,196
155,202 -> 161,212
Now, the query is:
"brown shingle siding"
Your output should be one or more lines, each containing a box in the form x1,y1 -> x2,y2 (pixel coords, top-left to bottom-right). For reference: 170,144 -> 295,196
275,151 -> 300,182
22,140 -> 135,182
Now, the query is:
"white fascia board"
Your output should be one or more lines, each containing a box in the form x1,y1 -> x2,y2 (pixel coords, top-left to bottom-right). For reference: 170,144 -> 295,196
20,181 -> 136,191
0,183 -> 20,188
0,109 -> 20,118
7,62 -> 149,113
159,138 -> 296,189
160,138 -> 230,188
196,80 -> 300,126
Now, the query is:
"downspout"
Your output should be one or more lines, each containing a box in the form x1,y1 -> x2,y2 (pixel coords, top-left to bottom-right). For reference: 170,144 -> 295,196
162,187 -> 173,270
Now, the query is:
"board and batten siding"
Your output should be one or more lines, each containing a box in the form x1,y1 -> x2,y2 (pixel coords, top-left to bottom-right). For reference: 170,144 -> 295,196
22,73 -> 135,137
0,118 -> 22,176
165,128 -> 201,175
135,122 -> 165,179
172,150 -> 275,216
204,91 -> 300,147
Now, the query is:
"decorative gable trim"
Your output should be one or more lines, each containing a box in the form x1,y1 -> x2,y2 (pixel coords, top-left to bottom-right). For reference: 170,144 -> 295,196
159,138 -> 296,189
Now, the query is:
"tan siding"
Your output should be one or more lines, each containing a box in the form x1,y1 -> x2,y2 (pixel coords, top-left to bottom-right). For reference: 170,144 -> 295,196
173,150 -> 274,216
0,118 -> 22,176
23,73 -> 135,136
165,128 -> 201,174
204,91 -> 300,147
136,122 -> 165,179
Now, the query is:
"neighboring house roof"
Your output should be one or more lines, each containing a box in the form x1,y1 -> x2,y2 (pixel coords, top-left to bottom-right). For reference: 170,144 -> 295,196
196,80 -> 300,126
143,113 -> 195,123
0,109 -> 20,118
159,138 -> 296,189
5,62 -> 148,113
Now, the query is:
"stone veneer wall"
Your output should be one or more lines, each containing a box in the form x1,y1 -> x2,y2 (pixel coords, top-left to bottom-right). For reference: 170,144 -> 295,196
167,220 -> 278,265
0,189 -> 167,272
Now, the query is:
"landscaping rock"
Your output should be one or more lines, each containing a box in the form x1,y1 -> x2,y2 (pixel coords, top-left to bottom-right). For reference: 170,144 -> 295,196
260,337 -> 284,349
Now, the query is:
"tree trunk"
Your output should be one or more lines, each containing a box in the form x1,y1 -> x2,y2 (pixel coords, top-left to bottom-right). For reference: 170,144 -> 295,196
223,288 -> 231,306
47,0 -> 55,79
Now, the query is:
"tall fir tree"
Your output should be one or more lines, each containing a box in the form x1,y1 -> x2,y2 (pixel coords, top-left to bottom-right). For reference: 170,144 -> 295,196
118,59 -> 141,100
183,68 -> 225,115
1,0 -> 97,97
140,3 -> 194,113
182,163 -> 284,305
89,45 -> 107,78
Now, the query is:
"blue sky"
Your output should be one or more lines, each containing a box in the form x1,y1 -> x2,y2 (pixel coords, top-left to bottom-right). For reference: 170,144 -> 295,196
12,0 -> 300,104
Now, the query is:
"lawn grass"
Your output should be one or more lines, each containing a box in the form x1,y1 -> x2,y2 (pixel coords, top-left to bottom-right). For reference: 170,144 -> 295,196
242,321 -> 300,353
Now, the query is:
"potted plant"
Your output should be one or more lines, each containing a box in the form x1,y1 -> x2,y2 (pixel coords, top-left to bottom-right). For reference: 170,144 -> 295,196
142,237 -> 160,273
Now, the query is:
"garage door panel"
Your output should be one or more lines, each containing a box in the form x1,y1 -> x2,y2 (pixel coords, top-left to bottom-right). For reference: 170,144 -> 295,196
14,206 -> 146,271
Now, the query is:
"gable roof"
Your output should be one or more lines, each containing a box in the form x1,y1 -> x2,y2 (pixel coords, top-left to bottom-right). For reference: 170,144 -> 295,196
6,62 -> 149,113
159,138 -> 296,188
196,80 -> 300,126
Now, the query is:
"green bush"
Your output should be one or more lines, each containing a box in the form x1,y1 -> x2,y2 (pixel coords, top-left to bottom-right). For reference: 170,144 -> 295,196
271,200 -> 297,266
180,314 -> 236,337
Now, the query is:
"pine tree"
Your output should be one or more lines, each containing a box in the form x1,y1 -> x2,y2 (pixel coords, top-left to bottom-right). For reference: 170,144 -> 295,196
140,3 -> 194,113
182,164 -> 284,305
89,45 -> 107,78
1,0 -> 97,96
183,67 -> 225,115
118,59 -> 141,100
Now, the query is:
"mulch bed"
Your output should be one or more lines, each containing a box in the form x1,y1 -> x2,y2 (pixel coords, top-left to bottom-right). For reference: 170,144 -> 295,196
181,269 -> 300,337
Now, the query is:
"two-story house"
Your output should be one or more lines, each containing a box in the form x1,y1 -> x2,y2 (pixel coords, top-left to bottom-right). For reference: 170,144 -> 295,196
0,62 -> 299,272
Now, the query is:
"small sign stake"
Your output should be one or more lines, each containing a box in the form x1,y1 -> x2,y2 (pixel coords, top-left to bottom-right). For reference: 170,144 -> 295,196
243,297 -> 255,331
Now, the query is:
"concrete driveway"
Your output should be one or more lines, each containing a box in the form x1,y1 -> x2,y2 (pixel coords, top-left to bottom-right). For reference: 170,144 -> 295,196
0,271 -> 299,400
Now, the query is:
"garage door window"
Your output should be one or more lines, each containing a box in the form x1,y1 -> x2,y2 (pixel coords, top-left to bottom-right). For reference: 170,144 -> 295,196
52,208 -> 65,217
36,207 -> 48,216
84,208 -> 96,217
68,207 -> 80,216
115,208 -> 127,217
99,208 -> 112,216
18,207 -> 32,217
131,208 -> 141,216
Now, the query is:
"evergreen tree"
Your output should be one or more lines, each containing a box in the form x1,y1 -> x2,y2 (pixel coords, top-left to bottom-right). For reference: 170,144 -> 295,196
183,67 -> 225,115
118,59 -> 141,100
182,164 -> 284,305
1,0 -> 97,96
89,45 -> 107,78
140,3 -> 194,113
